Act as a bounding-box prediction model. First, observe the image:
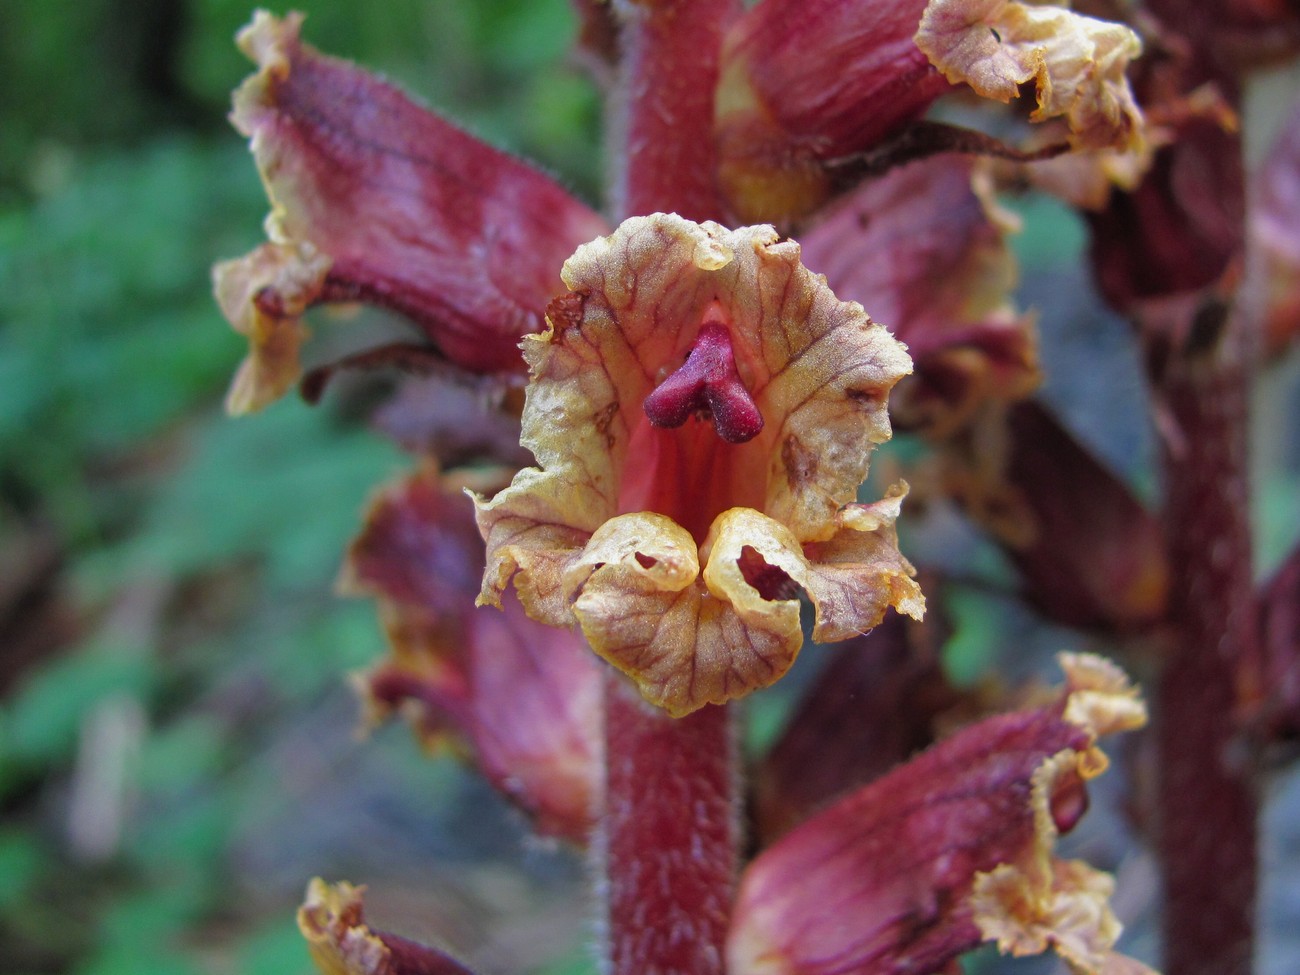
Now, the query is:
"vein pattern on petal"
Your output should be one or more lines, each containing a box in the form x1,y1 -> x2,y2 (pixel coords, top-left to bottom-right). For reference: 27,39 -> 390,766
476,214 -> 917,714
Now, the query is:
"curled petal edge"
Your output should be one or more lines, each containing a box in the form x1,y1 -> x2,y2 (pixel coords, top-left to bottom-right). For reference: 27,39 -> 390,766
475,214 -> 919,715
216,11 -> 607,412
478,490 -> 921,717
213,240 -> 330,414
915,0 -> 1146,155
970,655 -> 1152,974
298,878 -> 477,975
725,654 -> 1150,975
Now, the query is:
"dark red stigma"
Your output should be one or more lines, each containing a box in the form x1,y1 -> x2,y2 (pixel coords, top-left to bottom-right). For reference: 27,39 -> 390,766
642,318 -> 764,444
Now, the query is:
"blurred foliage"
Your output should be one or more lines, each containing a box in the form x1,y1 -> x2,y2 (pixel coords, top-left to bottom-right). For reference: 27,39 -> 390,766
0,2 -> 597,973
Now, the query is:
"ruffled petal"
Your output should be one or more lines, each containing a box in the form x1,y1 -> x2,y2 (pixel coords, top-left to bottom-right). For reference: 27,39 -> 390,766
477,214 -> 916,714
216,12 -> 608,412
213,240 -> 330,413
298,879 -> 478,975
800,155 -> 1037,434
799,486 -> 926,641
915,0 -> 1145,153
570,512 -> 802,716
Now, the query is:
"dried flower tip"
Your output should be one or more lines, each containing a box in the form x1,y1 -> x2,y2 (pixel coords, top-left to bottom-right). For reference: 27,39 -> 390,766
213,11 -> 606,412
727,656 -> 1153,975
916,0 -> 1145,154
298,878 -> 477,975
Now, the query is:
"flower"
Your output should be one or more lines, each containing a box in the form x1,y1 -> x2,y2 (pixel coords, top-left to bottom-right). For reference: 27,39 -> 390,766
726,653 -> 1153,975
298,879 -> 477,975
473,214 -> 923,716
212,11 -> 607,414
343,464 -> 602,841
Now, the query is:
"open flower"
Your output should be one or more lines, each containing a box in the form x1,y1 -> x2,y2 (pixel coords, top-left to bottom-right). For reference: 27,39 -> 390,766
475,214 -> 923,715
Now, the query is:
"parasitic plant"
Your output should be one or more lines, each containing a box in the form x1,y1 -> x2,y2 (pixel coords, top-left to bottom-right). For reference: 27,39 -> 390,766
214,2 -> 1300,974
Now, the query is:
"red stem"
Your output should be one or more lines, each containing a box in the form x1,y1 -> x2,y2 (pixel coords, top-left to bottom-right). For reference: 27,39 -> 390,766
601,676 -> 737,975
610,0 -> 738,222
598,5 -> 742,974
1153,305 -> 1259,975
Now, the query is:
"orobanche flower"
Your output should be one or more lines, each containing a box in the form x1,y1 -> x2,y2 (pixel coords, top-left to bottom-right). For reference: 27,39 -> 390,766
475,214 -> 923,716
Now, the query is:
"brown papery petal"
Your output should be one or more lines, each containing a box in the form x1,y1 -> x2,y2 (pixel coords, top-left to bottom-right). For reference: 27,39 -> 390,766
213,240 -> 329,413
916,0 -> 1145,154
298,879 -> 479,975
216,12 -> 608,413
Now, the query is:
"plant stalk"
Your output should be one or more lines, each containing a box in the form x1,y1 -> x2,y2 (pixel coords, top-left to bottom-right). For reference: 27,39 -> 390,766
601,675 -> 737,975
609,0 -> 738,223
599,7 -> 741,972
1153,300 -> 1259,975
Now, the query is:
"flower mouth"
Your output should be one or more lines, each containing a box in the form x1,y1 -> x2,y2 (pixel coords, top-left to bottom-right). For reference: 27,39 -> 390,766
736,544 -> 802,602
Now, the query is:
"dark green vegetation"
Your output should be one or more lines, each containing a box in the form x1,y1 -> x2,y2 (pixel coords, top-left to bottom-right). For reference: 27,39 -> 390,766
0,3 -> 598,973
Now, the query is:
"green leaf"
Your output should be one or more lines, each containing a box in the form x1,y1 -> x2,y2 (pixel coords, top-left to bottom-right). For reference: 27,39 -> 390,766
238,917 -> 317,975
2,641 -> 153,769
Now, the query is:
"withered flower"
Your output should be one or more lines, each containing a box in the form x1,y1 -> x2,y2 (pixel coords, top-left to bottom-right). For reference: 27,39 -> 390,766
915,0 -> 1145,155
475,214 -> 923,716
298,879 -> 477,975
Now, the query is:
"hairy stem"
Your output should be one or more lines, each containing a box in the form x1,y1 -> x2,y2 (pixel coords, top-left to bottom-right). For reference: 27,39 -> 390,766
600,675 -> 737,975
1153,300 -> 1259,975
609,0 -> 738,222
597,5 -> 743,974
